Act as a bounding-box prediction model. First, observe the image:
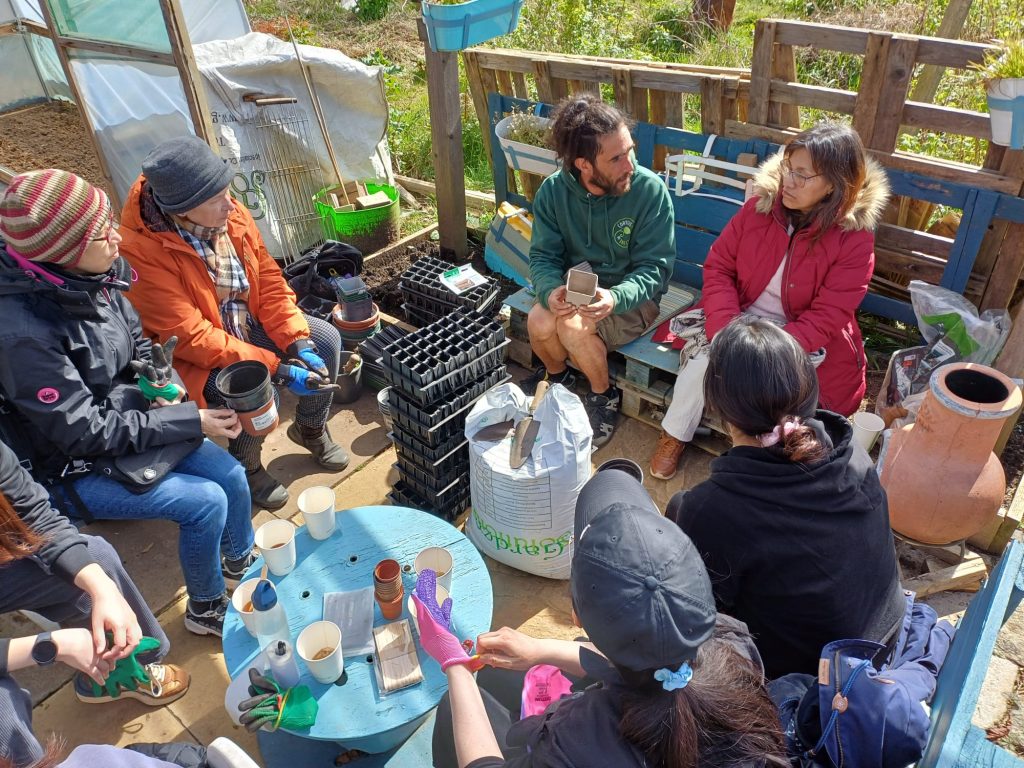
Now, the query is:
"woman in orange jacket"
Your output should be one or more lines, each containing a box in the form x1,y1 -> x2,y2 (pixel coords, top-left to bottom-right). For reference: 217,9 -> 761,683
119,137 -> 348,510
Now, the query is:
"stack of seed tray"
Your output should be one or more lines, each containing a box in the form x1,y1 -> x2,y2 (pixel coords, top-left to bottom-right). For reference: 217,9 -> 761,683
398,255 -> 499,326
358,324 -> 410,391
382,307 -> 509,520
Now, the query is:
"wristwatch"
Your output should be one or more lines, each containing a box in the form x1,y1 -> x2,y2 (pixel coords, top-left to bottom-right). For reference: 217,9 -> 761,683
31,632 -> 58,667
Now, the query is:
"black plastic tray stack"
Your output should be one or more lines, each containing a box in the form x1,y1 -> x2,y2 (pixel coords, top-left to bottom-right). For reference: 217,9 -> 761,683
398,255 -> 499,326
382,307 -> 509,520
357,324 -> 410,391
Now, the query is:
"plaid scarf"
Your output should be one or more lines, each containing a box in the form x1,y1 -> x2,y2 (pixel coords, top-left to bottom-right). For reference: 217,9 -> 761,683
173,216 -> 251,340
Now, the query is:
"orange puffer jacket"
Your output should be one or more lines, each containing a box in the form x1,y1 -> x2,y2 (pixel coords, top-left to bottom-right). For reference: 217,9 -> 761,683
119,176 -> 310,407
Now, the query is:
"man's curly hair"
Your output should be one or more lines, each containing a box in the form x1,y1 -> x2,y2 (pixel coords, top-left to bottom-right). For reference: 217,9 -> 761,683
550,94 -> 633,170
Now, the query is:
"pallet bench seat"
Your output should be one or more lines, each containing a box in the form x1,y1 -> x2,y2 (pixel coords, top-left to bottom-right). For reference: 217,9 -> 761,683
489,93 -> 1024,437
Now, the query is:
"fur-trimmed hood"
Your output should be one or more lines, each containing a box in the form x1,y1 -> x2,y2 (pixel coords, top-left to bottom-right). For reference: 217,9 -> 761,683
751,152 -> 891,232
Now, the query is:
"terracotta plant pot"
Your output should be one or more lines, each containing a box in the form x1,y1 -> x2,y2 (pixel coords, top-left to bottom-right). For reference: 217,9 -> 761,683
880,362 -> 1022,545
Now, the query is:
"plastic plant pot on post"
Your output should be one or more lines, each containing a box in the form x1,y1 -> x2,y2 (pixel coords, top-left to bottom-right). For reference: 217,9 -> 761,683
421,0 -> 524,52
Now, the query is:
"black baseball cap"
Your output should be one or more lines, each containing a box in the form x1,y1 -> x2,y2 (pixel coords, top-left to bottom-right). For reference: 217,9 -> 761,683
572,470 -> 716,673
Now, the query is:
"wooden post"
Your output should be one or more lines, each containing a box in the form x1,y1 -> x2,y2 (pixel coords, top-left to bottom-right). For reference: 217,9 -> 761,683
693,0 -> 737,31
909,0 -> 974,105
419,19 -> 468,261
159,0 -> 216,145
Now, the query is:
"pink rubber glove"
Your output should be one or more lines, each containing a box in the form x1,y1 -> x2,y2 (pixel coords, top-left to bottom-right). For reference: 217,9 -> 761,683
412,570 -> 482,672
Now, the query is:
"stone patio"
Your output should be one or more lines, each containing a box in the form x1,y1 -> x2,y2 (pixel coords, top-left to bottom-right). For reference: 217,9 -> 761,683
7,366 -> 1022,764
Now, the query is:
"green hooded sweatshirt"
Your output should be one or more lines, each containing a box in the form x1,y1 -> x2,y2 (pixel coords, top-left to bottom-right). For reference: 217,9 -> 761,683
528,163 -> 675,314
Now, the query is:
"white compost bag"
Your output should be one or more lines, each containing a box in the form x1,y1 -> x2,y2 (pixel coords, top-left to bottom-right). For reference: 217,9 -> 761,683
465,383 -> 592,580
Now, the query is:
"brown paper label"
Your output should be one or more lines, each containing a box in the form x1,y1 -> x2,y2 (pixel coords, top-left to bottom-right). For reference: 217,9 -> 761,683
818,658 -> 830,685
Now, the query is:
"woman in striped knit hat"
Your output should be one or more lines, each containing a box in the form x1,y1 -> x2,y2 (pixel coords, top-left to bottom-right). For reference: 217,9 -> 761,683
0,169 -> 256,638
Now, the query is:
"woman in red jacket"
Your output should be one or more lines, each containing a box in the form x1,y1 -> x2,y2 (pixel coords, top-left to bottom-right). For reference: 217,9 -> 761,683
649,123 -> 890,480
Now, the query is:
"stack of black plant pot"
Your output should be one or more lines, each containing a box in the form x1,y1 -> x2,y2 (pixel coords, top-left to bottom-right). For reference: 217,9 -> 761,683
398,255 -> 499,326
382,307 -> 509,520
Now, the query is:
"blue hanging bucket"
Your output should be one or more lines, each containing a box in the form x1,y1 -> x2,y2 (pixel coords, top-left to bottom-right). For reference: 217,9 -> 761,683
422,0 -> 524,52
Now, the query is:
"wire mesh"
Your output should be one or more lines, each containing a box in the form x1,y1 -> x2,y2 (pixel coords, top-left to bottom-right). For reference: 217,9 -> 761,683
243,101 -> 328,264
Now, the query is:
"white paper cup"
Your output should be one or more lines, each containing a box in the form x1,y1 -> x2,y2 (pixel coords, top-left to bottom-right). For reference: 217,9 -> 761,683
298,486 -> 336,541
255,520 -> 297,576
230,579 -> 260,637
408,583 -> 449,636
851,411 -> 886,452
297,620 -> 344,684
415,546 -> 453,592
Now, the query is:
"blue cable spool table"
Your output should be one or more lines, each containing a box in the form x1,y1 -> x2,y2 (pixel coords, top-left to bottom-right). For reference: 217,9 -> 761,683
222,505 -> 494,763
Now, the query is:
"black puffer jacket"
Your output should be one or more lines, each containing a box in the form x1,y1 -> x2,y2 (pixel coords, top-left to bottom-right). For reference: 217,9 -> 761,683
667,411 -> 906,680
0,244 -> 202,483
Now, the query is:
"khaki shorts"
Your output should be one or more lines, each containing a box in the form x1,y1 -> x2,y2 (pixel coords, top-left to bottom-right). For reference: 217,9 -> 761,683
596,299 -> 661,351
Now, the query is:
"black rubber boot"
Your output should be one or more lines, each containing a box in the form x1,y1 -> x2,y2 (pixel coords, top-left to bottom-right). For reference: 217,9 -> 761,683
287,422 -> 350,471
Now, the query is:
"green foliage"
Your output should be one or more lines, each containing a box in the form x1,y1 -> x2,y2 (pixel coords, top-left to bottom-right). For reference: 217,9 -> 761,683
502,112 -> 551,146
354,0 -> 390,22
973,38 -> 1024,83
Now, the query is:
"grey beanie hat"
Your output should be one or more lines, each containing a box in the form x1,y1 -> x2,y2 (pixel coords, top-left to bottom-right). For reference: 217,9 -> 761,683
142,136 -> 234,214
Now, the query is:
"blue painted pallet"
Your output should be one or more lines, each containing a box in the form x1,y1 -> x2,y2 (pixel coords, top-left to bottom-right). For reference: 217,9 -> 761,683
920,540 -> 1024,767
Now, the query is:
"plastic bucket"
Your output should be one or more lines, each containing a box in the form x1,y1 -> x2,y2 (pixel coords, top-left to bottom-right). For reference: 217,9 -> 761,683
377,387 -> 394,432
421,0 -> 523,51
335,352 -> 364,404
215,361 -> 279,437
315,183 -> 400,256
596,458 -> 644,484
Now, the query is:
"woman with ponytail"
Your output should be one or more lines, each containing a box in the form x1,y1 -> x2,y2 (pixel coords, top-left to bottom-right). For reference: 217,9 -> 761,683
666,317 -> 905,679
423,469 -> 785,768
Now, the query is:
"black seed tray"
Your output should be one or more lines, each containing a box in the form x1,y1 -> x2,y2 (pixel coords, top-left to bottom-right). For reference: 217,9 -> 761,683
381,307 -> 506,374
402,302 -> 444,328
388,478 -> 471,521
401,281 -> 499,317
394,437 -> 468,478
394,456 -> 467,494
396,466 -> 468,505
387,367 -> 509,430
390,427 -> 467,464
398,256 -> 498,313
388,370 -> 510,447
382,343 -> 509,407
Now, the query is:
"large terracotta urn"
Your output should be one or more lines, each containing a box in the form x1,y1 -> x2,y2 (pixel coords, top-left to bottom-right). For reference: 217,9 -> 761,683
879,362 -> 1021,545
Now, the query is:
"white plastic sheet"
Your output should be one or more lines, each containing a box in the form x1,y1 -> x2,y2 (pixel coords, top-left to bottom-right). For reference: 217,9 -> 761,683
464,383 -> 592,580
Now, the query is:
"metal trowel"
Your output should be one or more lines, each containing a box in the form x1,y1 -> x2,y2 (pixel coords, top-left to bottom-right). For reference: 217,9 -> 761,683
472,420 -> 515,442
510,381 -> 549,469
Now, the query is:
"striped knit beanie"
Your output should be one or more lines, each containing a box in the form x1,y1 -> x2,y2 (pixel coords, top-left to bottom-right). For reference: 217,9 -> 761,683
0,169 -> 110,267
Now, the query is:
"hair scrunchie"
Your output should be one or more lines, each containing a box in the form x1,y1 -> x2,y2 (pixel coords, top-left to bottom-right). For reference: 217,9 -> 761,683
758,417 -> 801,447
653,662 -> 693,692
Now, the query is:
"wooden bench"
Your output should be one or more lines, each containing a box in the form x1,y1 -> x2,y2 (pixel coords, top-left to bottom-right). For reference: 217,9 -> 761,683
490,93 -> 1024,436
920,539 -> 1024,767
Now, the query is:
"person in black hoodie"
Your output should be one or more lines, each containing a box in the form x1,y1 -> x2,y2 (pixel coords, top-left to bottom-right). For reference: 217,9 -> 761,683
666,317 -> 905,680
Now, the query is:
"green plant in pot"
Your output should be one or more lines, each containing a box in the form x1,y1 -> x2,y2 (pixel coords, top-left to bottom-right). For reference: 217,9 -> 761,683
494,109 -> 560,176
974,39 -> 1024,149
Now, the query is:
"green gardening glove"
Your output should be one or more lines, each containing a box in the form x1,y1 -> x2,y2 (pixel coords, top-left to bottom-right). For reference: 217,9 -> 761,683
89,635 -> 161,698
130,336 -> 185,402
238,667 -> 318,732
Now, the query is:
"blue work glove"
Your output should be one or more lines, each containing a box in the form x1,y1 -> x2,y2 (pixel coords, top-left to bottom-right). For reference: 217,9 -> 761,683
286,341 -> 328,377
278,364 -> 330,396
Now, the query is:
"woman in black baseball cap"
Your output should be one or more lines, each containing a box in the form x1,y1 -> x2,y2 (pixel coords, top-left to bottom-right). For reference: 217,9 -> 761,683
414,469 -> 785,768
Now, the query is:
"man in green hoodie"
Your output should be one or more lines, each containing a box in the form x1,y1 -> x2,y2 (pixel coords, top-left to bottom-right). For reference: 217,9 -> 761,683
525,95 -> 675,447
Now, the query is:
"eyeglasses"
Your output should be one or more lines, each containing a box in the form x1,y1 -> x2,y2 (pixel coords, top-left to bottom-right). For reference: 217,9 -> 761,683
781,162 -> 823,189
89,218 -> 120,243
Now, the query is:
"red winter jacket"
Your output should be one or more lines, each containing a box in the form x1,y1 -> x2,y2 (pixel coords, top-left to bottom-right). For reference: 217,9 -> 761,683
654,153 -> 890,416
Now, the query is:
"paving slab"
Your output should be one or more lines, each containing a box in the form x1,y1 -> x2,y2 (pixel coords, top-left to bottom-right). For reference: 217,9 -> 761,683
973,655 -> 1020,730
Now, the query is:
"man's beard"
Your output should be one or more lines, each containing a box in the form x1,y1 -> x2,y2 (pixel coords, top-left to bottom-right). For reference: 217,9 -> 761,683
590,167 -> 632,196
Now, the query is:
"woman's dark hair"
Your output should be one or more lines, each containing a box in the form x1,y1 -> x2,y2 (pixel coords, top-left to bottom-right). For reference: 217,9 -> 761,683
704,317 -> 827,463
550,93 -> 633,168
619,629 -> 786,768
783,121 -> 866,242
0,491 -> 43,566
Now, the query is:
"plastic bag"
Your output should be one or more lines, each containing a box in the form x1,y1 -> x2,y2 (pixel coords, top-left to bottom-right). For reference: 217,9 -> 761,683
464,383 -> 592,580
909,281 -> 1010,364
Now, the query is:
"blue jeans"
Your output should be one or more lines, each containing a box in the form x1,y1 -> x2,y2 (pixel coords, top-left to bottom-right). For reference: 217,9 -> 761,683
54,440 -> 255,602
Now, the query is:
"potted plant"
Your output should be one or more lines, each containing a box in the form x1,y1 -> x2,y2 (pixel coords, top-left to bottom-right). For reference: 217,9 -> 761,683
421,0 -> 524,52
494,110 -> 560,177
975,38 -> 1024,149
